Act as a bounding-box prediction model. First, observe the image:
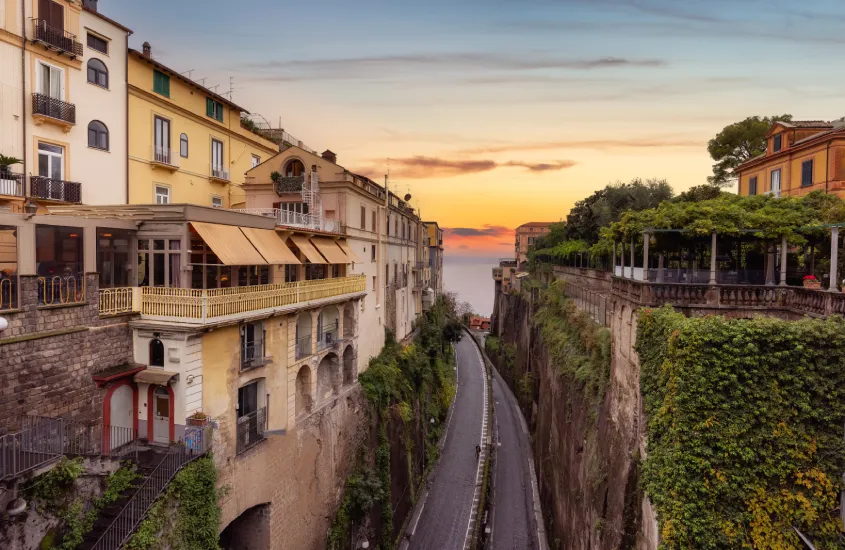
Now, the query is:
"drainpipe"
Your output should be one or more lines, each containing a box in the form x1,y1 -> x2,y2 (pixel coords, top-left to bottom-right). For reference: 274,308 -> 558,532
21,0 -> 27,200
825,141 -> 831,194
125,32 -> 130,204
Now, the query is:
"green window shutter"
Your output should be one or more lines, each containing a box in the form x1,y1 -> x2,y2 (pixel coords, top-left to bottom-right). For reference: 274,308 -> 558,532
206,98 -> 213,117
153,70 -> 170,97
163,75 -> 170,97
216,102 -> 224,122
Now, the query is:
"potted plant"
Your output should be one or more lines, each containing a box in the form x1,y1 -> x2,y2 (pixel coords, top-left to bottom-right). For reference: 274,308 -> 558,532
803,274 -> 821,290
0,155 -> 22,196
187,410 -> 209,427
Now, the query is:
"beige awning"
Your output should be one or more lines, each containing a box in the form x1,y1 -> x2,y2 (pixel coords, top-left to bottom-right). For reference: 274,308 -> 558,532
134,369 -> 180,385
191,222 -> 266,265
311,237 -> 349,264
288,234 -> 327,264
336,240 -> 362,263
240,227 -> 300,265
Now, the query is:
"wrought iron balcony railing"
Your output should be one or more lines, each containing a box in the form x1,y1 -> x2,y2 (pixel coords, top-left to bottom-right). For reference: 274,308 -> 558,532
32,93 -> 76,125
210,164 -> 230,181
33,20 -> 83,58
152,146 -> 179,169
317,322 -> 339,352
30,175 -> 82,203
296,334 -> 312,360
241,334 -> 268,371
236,408 -> 266,455
0,172 -> 25,197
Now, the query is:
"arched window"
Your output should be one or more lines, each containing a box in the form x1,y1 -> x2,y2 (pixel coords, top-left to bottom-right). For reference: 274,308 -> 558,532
284,159 -> 304,177
149,338 -> 165,366
87,120 -> 109,151
87,58 -> 108,88
180,133 -> 188,158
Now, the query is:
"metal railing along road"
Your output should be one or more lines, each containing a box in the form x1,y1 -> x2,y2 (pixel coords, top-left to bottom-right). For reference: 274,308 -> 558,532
0,416 -> 140,482
90,425 -> 213,550
32,93 -> 76,124
99,287 -> 134,315
33,19 -> 83,57
30,175 -> 82,203
561,281 -> 609,327
236,408 -> 266,455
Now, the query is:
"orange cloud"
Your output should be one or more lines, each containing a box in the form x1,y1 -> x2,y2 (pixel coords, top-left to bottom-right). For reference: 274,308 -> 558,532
443,225 -> 514,257
362,156 -> 576,179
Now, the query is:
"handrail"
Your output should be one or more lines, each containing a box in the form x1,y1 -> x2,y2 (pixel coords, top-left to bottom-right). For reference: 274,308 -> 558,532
32,19 -> 83,57
99,287 -> 134,315
32,93 -> 76,124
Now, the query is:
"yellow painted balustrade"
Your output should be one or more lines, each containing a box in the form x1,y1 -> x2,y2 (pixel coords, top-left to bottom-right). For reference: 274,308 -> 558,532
98,287 -> 135,315
139,275 -> 366,322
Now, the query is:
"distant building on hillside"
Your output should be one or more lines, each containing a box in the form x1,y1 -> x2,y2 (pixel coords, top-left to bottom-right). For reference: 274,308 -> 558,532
469,316 -> 490,331
735,118 -> 845,198
515,222 -> 555,266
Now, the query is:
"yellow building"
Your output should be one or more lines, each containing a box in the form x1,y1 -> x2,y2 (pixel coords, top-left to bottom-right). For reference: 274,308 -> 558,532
127,42 -> 278,209
425,221 -> 444,296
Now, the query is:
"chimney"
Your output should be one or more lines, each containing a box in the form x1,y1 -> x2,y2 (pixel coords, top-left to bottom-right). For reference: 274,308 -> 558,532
142,41 -> 151,58
83,0 -> 98,12
321,150 -> 337,164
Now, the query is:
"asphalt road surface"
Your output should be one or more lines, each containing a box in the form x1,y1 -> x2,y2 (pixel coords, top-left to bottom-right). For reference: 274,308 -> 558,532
408,336 -> 486,550
490,370 -> 538,550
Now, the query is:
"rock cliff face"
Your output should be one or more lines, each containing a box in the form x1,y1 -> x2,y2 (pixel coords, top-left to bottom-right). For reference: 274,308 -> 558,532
490,287 -> 656,550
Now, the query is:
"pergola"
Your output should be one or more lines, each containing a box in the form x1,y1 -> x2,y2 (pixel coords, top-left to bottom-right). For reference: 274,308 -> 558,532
612,224 -> 844,292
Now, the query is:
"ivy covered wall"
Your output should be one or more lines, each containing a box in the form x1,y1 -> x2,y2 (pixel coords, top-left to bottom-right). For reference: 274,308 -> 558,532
637,307 -> 845,549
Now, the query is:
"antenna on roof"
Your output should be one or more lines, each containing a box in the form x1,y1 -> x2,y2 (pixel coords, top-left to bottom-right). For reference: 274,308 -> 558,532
181,69 -> 194,79
197,77 -> 207,87
210,85 -> 219,93
224,76 -> 234,99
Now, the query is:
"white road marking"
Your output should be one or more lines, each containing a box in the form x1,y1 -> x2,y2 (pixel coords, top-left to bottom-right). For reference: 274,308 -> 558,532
463,339 -> 490,550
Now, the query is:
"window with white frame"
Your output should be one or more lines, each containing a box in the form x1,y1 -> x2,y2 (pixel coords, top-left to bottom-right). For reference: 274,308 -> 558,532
37,61 -> 64,100
154,185 -> 170,204
251,155 -> 260,168
37,142 -> 64,180
211,196 -> 223,208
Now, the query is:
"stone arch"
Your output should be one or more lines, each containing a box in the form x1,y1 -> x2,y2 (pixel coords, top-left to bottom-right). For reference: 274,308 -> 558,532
317,305 -> 339,351
343,302 -> 355,338
316,352 -> 340,403
295,312 -> 312,360
295,365 -> 312,416
342,345 -> 355,385
283,158 -> 305,177
219,502 -> 271,549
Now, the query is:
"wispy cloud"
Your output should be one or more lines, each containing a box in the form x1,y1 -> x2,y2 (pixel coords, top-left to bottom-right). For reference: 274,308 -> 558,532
459,138 -> 703,155
446,226 -> 512,238
367,156 -> 577,178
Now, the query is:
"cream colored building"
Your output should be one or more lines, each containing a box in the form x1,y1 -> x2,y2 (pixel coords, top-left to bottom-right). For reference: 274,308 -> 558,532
0,0 -> 131,211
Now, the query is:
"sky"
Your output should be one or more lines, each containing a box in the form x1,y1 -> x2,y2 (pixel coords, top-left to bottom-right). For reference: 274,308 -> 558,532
104,0 -> 845,257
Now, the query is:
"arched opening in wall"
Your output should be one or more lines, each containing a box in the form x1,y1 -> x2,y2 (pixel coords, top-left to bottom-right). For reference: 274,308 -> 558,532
295,365 -> 312,417
283,159 -> 305,177
219,502 -> 271,550
316,353 -> 339,403
343,302 -> 354,338
295,312 -> 312,360
342,345 -> 354,385
149,338 -> 164,366
317,306 -> 339,351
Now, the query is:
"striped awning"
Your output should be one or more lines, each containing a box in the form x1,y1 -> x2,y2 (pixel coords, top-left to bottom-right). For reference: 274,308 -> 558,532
190,222 -> 266,265
336,240 -> 362,263
288,234 -> 327,264
311,237 -> 349,264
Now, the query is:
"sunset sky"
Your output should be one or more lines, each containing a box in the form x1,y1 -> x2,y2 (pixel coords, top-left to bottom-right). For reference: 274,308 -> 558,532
107,0 -> 845,257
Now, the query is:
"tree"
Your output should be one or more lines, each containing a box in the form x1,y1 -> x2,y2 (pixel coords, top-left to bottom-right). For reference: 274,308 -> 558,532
707,114 -> 792,187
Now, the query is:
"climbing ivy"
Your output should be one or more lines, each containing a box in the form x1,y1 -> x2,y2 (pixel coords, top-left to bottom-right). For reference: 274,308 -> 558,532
636,307 -> 845,549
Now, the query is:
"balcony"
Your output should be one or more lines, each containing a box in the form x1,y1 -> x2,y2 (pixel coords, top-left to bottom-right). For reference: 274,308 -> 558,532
273,175 -> 305,193
231,208 -> 345,235
139,275 -> 367,325
317,321 -> 339,352
32,93 -> 76,130
241,333 -> 270,371
30,176 -> 82,203
151,146 -> 179,171
210,164 -> 230,182
236,408 -> 267,455
295,334 -> 312,360
32,20 -> 82,58
0,172 -> 25,197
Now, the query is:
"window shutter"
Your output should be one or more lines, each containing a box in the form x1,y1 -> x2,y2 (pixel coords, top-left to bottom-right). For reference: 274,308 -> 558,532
206,98 -> 213,117
217,103 -> 224,122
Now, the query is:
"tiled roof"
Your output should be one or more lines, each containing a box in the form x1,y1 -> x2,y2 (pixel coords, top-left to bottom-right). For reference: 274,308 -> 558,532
781,120 -> 833,129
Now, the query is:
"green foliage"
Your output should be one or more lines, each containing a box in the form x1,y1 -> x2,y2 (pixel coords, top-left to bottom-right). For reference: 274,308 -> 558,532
517,371 -> 533,405
534,282 -> 611,411
672,184 -> 724,203
637,307 -> 845,549
240,117 -> 263,137
0,154 -> 23,168
126,457 -> 220,550
707,114 -> 792,186
270,171 -> 282,184
55,499 -> 96,550
24,456 -> 85,508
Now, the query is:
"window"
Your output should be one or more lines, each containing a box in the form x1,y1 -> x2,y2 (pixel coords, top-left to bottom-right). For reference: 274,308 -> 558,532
0,226 -> 18,311
236,380 -> 266,454
35,225 -> 83,305
87,120 -> 109,150
137,238 -> 181,287
211,196 -> 223,208
86,58 -> 108,88
305,264 -> 326,280
361,206 -> 366,229
206,98 -> 224,122
528,237 -> 535,245
801,159 -> 814,187
154,116 -> 171,162
749,176 -> 757,196
38,0 -> 64,31
275,201 -> 309,215
285,264 -> 298,283
773,134 -> 782,152
237,266 -> 270,287
37,61 -> 63,99
241,322 -> 266,370
87,33 -> 108,54
37,142 -> 64,180
154,185 -> 170,204
179,133 -> 188,158
97,228 -> 131,288
284,159 -> 305,177
251,155 -> 260,168
149,338 -> 165,367
372,209 -> 377,232
372,276 -> 376,291
770,169 -> 781,197
371,245 -> 376,262
211,139 -> 224,171
153,70 -> 170,97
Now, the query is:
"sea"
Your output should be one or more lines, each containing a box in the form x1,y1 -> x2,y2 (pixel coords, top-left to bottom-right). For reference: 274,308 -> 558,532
443,256 -> 499,317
